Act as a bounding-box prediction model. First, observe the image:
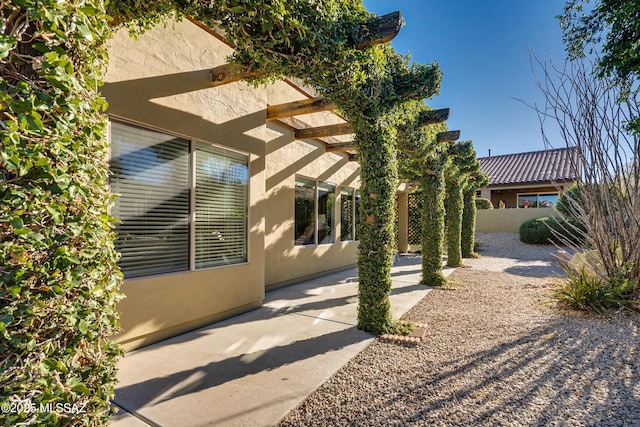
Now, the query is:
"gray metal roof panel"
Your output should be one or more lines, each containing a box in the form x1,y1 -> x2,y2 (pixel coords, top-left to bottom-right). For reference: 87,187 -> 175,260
478,147 -> 580,187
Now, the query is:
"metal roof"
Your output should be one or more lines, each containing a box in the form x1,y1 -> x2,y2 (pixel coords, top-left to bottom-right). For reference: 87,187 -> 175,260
478,147 -> 581,187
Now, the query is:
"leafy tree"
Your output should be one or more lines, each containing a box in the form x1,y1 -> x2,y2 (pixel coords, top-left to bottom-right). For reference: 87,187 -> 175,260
561,0 -> 640,84
560,0 -> 640,133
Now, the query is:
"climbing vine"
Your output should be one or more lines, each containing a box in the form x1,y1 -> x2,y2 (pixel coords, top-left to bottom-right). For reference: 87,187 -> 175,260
397,101 -> 448,286
444,140 -> 481,267
461,167 -> 487,258
444,165 -> 464,267
2,1 -> 444,423
1,1 -> 121,425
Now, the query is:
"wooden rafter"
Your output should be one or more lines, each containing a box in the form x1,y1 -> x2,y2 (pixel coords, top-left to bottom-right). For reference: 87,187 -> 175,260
210,11 -> 402,87
267,97 -> 337,120
353,11 -> 403,50
418,108 -> 450,126
210,64 -> 263,87
295,123 -> 352,140
325,142 -> 355,152
437,130 -> 461,143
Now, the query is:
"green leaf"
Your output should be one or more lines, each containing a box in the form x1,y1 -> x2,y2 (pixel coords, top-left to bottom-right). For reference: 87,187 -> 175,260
67,378 -> 91,395
0,34 -> 17,59
46,204 -> 65,224
75,23 -> 93,41
78,320 -> 89,334
10,217 -> 24,229
0,322 -> 11,340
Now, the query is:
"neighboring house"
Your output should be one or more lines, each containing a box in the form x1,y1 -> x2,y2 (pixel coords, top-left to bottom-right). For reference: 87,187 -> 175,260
477,147 -> 581,209
102,18 -> 363,350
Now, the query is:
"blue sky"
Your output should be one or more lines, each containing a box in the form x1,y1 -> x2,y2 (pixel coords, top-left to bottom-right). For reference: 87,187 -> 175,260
362,0 -> 569,158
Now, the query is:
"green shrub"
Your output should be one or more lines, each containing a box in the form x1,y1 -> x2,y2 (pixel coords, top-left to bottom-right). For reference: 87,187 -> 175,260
552,266 -> 639,316
519,217 -> 555,244
475,197 -> 493,209
519,216 -> 585,245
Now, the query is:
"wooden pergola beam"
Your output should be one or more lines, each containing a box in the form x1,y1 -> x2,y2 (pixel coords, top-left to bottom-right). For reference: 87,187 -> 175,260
210,11 -> 402,87
295,123 -> 352,140
437,130 -> 461,143
326,142 -> 355,152
353,11 -> 403,49
210,64 -> 264,87
418,108 -> 450,126
267,97 -> 337,120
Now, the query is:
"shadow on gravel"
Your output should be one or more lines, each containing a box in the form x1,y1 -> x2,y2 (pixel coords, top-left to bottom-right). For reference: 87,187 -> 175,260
504,263 -> 565,278
371,319 -> 640,426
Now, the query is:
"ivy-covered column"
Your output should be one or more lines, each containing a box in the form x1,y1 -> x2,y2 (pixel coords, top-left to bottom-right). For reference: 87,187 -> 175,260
461,185 -> 478,258
459,151 -> 485,259
1,2 -> 122,425
419,156 -> 448,286
445,167 -> 464,267
355,122 -> 397,335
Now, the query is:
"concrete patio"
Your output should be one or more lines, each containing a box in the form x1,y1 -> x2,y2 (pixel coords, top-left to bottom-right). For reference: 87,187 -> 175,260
111,255 -> 455,426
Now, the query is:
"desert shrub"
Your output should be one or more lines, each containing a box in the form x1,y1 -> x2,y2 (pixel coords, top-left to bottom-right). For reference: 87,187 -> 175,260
475,197 -> 493,210
552,264 -> 638,316
519,217 -> 556,244
519,216 -> 585,245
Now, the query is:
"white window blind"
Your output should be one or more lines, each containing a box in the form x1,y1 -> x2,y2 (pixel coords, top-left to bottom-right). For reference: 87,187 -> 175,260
195,142 -> 248,268
110,121 -> 249,278
110,122 -> 190,278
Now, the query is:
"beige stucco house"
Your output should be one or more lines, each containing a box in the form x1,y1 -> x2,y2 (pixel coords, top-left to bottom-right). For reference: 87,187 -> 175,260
102,18 -> 368,350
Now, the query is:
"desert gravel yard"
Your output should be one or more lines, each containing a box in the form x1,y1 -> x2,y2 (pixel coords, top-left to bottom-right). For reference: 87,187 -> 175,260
279,233 -> 640,426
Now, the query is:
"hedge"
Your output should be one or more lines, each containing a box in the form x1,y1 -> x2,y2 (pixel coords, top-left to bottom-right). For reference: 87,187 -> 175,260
519,216 -> 586,245
475,197 -> 493,209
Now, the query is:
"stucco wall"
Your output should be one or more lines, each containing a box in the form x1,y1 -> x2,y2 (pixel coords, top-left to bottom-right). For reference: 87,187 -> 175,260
102,18 -> 365,349
263,82 -> 361,289
103,19 -> 266,350
476,207 -> 559,233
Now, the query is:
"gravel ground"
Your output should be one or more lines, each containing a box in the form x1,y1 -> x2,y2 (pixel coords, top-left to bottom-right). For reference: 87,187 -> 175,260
279,233 -> 640,426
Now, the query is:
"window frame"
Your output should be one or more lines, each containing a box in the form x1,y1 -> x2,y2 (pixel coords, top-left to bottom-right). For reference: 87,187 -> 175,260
294,176 -> 343,247
294,176 -> 317,246
340,187 -> 361,242
317,181 -> 336,244
109,118 -> 250,279
517,192 -> 559,208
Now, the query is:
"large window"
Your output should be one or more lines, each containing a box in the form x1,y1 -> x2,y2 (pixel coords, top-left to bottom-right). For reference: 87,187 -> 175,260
517,193 -> 559,208
318,182 -> 336,244
340,187 -> 361,241
110,121 -> 248,278
294,177 -> 338,246
194,142 -> 249,269
294,177 -> 316,245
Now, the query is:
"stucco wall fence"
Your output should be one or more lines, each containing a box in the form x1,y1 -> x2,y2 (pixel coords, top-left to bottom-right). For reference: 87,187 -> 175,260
476,207 -> 560,233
